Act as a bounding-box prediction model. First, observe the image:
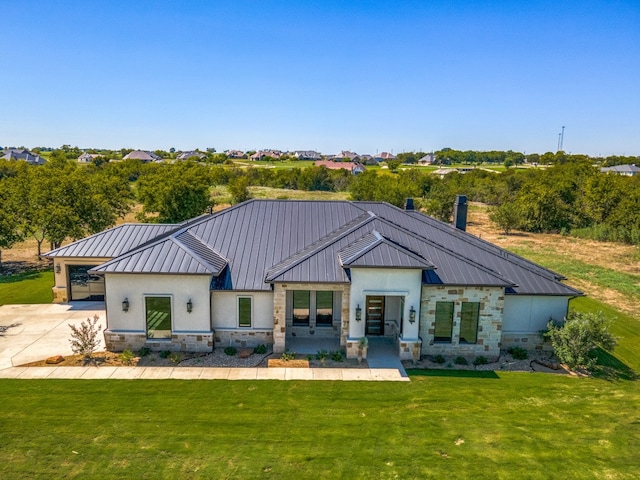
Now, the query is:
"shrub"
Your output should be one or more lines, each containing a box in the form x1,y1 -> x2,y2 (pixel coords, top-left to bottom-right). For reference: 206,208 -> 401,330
68,315 -> 102,362
281,350 -> 296,361
254,344 -> 268,355
330,350 -> 344,362
168,352 -> 182,364
508,346 -> 528,360
454,356 -> 468,365
315,349 -> 328,361
138,346 -> 151,357
159,350 -> 171,359
544,311 -> 617,371
224,346 -> 237,356
433,354 -> 446,364
118,349 -> 135,365
473,356 -> 488,366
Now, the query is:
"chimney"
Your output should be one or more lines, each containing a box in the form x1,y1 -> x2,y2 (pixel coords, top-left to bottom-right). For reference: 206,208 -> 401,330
453,195 -> 467,231
404,198 -> 415,211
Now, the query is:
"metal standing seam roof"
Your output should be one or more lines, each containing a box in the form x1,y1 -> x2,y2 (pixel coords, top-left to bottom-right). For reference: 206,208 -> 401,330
48,199 -> 582,296
43,223 -> 180,258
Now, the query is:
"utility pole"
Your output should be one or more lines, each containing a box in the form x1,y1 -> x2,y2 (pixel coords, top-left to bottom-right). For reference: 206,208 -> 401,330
559,126 -> 565,152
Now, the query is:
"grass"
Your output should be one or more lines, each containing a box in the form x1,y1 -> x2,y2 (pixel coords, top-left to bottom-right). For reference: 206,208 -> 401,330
0,376 -> 638,479
0,270 -> 53,306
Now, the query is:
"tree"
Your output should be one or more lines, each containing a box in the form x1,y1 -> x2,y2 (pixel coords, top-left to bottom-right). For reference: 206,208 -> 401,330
544,311 -> 617,371
386,159 -> 402,172
0,178 -> 23,270
136,162 -> 212,223
228,176 -> 252,204
488,201 -> 520,234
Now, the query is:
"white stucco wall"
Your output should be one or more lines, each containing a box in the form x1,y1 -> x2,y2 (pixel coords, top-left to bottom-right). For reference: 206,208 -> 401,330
104,273 -> 212,333
211,291 -> 274,330
349,268 -> 422,340
502,295 -> 570,333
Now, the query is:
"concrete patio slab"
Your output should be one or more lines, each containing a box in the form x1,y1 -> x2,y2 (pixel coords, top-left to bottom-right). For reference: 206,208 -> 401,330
256,368 -> 287,380
227,368 -> 258,380
46,366 -> 87,379
80,367 -> 120,379
17,366 -> 55,379
199,368 -> 231,379
312,368 -> 344,380
285,368 -> 314,380
109,367 -> 145,379
170,368 -> 204,380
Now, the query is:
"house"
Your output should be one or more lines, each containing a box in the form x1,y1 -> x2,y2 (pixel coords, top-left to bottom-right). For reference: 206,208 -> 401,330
44,198 -> 580,360
334,151 -> 360,162
374,152 -> 396,162
1,148 -> 46,165
250,150 -> 282,161
225,150 -> 246,159
418,153 -> 436,165
293,150 -> 322,161
600,164 -> 640,176
77,152 -> 101,163
359,154 -> 377,165
176,151 -> 206,161
122,150 -> 161,162
315,160 -> 366,175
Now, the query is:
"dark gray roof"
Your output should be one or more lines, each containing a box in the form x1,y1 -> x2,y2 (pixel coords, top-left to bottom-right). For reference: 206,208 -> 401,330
48,199 -> 581,296
600,164 -> 640,174
44,224 -> 180,258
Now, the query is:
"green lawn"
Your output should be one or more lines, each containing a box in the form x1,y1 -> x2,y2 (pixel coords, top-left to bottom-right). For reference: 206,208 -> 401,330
0,375 -> 638,479
0,270 -> 53,306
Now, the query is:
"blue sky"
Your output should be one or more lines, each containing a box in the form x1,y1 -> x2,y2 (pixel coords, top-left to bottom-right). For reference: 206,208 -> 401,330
2,0 -> 639,156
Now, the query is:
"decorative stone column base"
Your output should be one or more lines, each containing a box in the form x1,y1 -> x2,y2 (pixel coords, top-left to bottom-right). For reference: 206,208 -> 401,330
346,338 -> 368,359
399,338 -> 422,361
52,286 -> 68,303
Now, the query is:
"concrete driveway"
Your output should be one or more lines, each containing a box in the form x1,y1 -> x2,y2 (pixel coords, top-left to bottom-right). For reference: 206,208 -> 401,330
0,302 -> 106,369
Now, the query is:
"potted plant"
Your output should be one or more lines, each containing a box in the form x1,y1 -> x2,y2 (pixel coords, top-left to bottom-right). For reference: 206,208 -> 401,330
357,337 -> 368,364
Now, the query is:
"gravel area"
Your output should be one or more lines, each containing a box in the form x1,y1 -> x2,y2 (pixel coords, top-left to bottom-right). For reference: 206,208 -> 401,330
403,349 -> 565,373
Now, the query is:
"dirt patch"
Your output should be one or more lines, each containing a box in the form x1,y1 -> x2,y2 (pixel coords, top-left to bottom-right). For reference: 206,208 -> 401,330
19,351 -> 133,367
267,358 -> 310,368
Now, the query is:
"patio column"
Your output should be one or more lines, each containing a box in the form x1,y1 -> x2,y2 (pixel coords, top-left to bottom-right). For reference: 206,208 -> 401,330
272,284 -> 286,353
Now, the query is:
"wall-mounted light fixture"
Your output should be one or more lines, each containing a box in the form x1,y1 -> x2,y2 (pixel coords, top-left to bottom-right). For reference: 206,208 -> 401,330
55,264 -> 61,274
122,298 -> 129,312
355,304 -> 362,322
187,299 -> 193,313
409,306 -> 416,324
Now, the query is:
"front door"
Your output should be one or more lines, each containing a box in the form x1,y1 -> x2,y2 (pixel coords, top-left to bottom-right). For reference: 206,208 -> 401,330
366,296 -> 385,336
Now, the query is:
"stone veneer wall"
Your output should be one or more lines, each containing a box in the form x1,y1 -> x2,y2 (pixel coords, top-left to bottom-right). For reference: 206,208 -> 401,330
501,333 -> 552,351
52,286 -> 68,303
273,283 -> 350,354
420,286 -> 504,359
104,330 -> 213,353
214,329 -> 273,348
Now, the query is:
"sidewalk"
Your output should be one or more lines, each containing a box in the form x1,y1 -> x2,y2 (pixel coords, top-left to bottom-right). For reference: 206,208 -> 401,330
0,365 -> 410,381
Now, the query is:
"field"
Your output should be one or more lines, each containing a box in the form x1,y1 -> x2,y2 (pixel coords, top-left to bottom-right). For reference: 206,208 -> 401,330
1,196 -> 639,478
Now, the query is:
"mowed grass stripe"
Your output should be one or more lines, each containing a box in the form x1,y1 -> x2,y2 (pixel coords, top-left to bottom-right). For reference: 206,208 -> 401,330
0,377 -> 638,479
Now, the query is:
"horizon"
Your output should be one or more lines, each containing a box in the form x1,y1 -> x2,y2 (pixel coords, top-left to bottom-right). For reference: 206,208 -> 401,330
2,1 -> 639,156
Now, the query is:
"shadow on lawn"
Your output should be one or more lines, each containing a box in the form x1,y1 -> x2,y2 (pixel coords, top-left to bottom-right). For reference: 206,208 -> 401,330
0,268 -> 48,283
406,369 -> 500,379
592,348 -> 638,381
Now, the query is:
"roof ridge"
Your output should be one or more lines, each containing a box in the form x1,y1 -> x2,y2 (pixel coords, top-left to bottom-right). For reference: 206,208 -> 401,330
264,212 -> 375,281
339,231 -> 435,269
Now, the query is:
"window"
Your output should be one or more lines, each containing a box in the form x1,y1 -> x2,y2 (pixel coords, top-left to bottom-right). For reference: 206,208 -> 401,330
145,296 -> 172,339
315,291 -> 333,326
460,302 -> 480,344
434,301 -> 454,343
292,290 -> 310,326
238,297 -> 252,328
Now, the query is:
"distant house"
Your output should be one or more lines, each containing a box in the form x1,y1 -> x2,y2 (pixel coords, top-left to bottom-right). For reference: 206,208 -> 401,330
77,152 -> 101,163
374,152 -> 396,162
250,150 -> 282,161
122,150 -> 161,162
176,151 -> 206,161
315,160 -> 365,175
418,153 -> 436,165
1,148 -> 46,165
359,154 -> 377,165
334,151 -> 360,162
432,167 -> 474,178
44,198 -> 580,360
600,164 -> 640,176
225,150 -> 246,159
293,150 -> 322,161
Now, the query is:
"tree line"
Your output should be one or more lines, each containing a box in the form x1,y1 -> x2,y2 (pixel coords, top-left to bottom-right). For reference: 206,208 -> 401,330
2,155 -> 639,270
